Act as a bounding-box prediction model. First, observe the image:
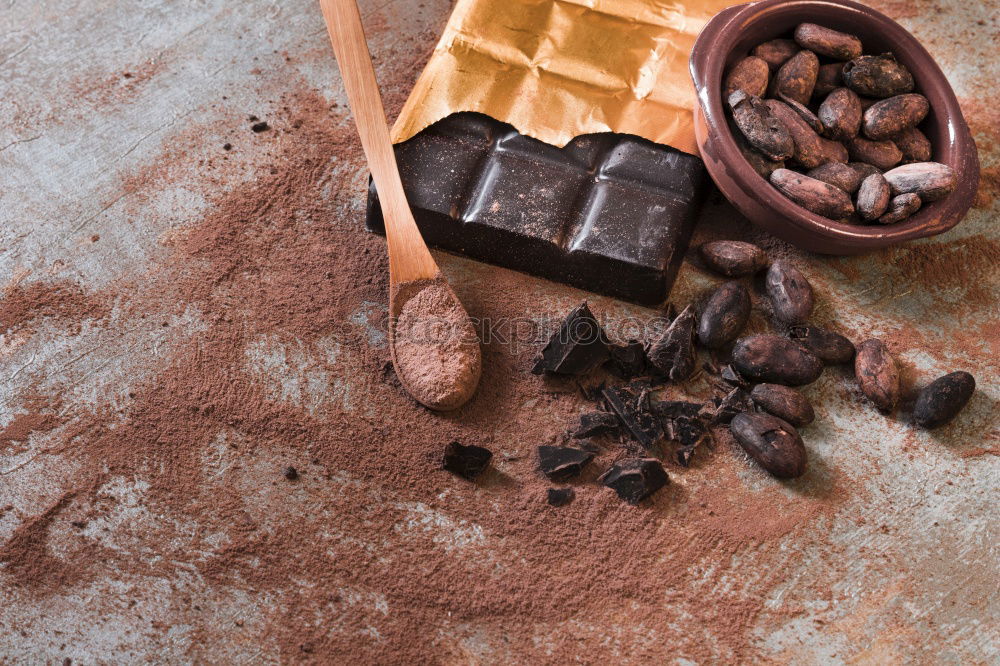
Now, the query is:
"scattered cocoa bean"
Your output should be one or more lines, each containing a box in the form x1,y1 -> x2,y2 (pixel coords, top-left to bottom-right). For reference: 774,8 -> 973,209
813,63 -> 844,98
847,136 -> 902,171
766,260 -> 814,324
854,339 -> 899,412
765,100 -> 833,169
807,162 -> 863,193
752,39 -> 799,71
842,53 -> 914,98
877,192 -> 922,224
730,91 -> 795,161
647,304 -> 696,381
779,94 -> 824,133
750,383 -> 816,427
788,325 -> 855,364
891,126 -> 932,163
697,281 -> 751,348
699,240 -> 768,277
818,87 -> 862,141
855,172 -> 892,221
732,334 -> 824,386
724,56 -> 770,99
883,162 -> 957,201
769,168 -> 855,219
912,371 -> 976,429
730,412 -> 807,478
769,49 -> 819,106
794,23 -> 862,61
863,94 -> 929,140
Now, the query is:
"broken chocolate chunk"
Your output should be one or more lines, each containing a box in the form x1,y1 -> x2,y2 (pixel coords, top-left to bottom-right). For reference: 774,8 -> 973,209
650,400 -> 702,420
602,385 -> 664,450
720,364 -> 749,387
600,458 -> 669,504
532,302 -> 609,376
538,446 -> 595,482
572,411 -> 621,439
712,387 -> 754,424
606,339 -> 648,379
546,487 -> 575,507
442,441 -> 492,480
647,304 -> 697,382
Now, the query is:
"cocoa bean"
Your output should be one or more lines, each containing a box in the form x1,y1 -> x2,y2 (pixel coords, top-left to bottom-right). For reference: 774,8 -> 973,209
854,339 -> 899,411
730,412 -> 807,478
730,91 -> 795,161
819,137 -> 849,164
769,168 -> 855,219
863,94 -> 929,140
730,118 -> 785,178
883,162 -> 957,202
752,39 -> 799,71
843,53 -> 914,98
769,49 -> 819,106
891,126 -> 932,163
697,281 -> 751,348
779,94 -> 824,134
877,192 -> 921,224
750,383 -> 816,427
766,260 -> 814,324
788,325 -> 855,364
765,100 -> 832,169
847,136 -> 902,171
912,371 -> 976,429
855,173 -> 892,221
807,162 -> 863,193
699,240 -> 768,277
813,63 -> 844,98
732,334 -> 824,386
647,304 -> 696,382
794,23 -> 862,61
818,87 -> 862,141
848,162 -> 882,179
724,56 -> 770,99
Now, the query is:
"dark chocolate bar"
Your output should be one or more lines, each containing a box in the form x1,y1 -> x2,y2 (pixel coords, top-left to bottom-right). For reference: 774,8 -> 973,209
366,112 -> 708,305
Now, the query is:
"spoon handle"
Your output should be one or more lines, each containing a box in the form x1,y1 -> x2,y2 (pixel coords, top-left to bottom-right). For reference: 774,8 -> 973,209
318,0 -> 437,283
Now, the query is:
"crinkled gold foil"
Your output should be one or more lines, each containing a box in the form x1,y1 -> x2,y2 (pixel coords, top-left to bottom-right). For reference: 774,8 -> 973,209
391,0 -> 743,154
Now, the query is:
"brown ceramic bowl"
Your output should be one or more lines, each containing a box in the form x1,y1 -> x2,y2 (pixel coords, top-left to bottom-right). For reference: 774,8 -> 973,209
689,0 -> 979,254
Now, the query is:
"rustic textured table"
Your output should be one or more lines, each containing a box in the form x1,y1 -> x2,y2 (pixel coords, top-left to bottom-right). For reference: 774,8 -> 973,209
1,0 -> 997,662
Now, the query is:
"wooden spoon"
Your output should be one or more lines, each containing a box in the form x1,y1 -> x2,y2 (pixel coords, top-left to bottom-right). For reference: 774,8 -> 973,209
318,0 -> 481,410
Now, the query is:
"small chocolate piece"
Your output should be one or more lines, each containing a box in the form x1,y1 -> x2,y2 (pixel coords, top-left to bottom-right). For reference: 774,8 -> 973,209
765,260 -> 814,324
602,385 -> 664,450
729,91 -> 794,161
807,162 -> 863,194
877,192 -> 922,224
532,302 -> 609,375
443,441 -> 493,480
699,240 -> 768,277
546,487 -> 576,507
769,49 -> 819,106
606,340 -> 648,379
891,126 -> 932,163
283,466 -> 299,481
697,281 -> 751,348
750,383 -> 815,427
724,56 -> 770,99
863,94 -> 929,140
818,87 -> 862,141
647,304 -> 697,382
813,63 -> 844,98
720,364 -> 749,387
854,339 -> 900,412
651,400 -> 703,420
770,169 -> 854,220
538,446 -> 595,481
730,413 -> 807,478
653,399 -> 711,463
912,371 -> 976,429
600,458 -> 669,504
713,387 -> 754,425
251,121 -> 270,133
732,334 -> 824,386
794,23 -> 862,61
573,411 -> 621,439
883,162 -> 957,202
788,325 -> 855,364
752,39 -> 799,71
847,136 -> 903,171
843,53 -> 915,98
856,173 -> 892,221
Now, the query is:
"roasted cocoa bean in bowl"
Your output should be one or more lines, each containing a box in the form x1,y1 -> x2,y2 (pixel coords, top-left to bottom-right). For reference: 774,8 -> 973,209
689,0 -> 979,254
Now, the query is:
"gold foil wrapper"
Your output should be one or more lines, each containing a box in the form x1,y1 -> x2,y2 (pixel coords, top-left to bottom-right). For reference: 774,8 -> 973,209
391,0 -> 743,154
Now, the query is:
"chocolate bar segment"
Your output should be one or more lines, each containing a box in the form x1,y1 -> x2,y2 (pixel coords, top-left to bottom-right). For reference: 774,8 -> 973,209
366,112 -> 707,305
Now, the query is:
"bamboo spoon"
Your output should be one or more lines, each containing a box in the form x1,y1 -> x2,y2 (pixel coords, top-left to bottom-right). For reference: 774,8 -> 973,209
318,0 -> 481,410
